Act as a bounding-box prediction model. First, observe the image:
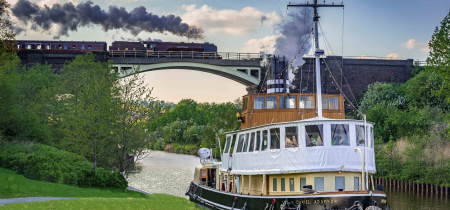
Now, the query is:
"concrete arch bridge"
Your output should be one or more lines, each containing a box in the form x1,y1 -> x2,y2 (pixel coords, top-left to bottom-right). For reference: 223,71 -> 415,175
111,52 -> 263,86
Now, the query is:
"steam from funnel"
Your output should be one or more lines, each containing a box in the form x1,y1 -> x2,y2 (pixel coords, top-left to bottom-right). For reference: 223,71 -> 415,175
273,7 -> 313,89
11,0 -> 205,40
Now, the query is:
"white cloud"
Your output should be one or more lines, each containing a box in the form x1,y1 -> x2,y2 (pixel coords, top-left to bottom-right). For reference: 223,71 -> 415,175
180,5 -> 279,35
241,34 -> 280,53
402,39 -> 429,52
385,53 -> 403,59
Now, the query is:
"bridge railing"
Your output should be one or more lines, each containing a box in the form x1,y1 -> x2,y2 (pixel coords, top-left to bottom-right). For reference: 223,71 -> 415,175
109,50 -> 264,60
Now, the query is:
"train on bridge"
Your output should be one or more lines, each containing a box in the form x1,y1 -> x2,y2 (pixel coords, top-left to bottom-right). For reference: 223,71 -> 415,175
13,40 -> 221,59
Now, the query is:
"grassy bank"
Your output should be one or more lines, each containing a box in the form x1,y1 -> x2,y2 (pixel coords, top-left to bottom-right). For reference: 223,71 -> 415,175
0,167 -> 201,209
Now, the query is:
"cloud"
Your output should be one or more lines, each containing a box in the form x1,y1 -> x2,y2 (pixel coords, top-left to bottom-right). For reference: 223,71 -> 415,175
357,53 -> 404,60
241,34 -> 281,53
180,5 -> 279,35
402,39 -> 429,52
385,53 -> 403,59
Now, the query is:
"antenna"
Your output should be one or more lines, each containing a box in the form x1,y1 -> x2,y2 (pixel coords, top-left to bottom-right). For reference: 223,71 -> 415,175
288,0 -> 344,118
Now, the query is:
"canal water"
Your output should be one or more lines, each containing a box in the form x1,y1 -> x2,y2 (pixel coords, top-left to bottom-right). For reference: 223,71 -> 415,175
128,151 -> 450,209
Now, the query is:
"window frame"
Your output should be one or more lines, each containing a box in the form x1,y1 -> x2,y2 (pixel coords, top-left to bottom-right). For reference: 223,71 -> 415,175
356,125 -> 366,146
329,97 -> 339,110
280,96 -> 296,109
269,128 -> 280,150
254,96 -> 265,109
285,126 -> 299,148
255,131 -> 261,151
335,176 -> 345,190
249,132 -> 255,152
300,96 -> 315,109
305,124 -> 324,147
289,178 -> 295,191
243,133 -> 250,152
262,130 -> 269,151
266,96 -> 277,109
322,96 -> 329,109
281,178 -> 286,191
331,124 -> 350,146
273,178 -> 277,191
315,177 -> 324,191
300,177 -> 306,190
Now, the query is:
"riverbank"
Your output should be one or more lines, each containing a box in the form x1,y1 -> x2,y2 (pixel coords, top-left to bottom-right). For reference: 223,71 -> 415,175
127,151 -> 200,198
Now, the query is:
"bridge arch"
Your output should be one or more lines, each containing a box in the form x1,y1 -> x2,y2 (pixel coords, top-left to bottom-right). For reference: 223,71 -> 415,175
112,58 -> 262,86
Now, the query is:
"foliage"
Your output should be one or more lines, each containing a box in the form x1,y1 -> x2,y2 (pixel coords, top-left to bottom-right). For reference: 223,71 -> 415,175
0,0 -> 15,41
79,168 -> 128,189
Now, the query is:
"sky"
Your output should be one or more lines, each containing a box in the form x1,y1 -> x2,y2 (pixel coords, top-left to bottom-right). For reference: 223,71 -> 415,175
6,0 -> 450,103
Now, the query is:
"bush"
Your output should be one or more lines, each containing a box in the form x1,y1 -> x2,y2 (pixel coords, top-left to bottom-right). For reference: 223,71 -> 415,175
0,141 -> 127,189
164,144 -> 174,153
78,168 -> 128,189
189,148 -> 197,156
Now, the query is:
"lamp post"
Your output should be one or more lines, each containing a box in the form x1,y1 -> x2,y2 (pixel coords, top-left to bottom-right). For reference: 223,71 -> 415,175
354,147 -> 365,190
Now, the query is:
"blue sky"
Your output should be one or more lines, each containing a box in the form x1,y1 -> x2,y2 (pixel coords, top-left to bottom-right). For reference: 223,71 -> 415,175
8,0 -> 450,103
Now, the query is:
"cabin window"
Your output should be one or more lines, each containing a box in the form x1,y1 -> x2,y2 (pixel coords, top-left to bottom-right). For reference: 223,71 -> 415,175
370,127 -> 374,148
243,133 -> 250,152
281,178 -> 286,191
331,124 -> 350,146
354,177 -> 360,190
150,44 -> 154,48
58,45 -> 62,49
315,177 -> 324,191
330,97 -> 339,110
300,178 -> 306,190
289,178 -> 295,191
305,125 -> 324,147
266,96 -> 277,109
335,177 -> 345,190
270,128 -> 280,149
300,96 -> 315,109
356,125 -> 365,146
82,45 -> 85,50
243,97 -> 248,111
285,126 -> 298,148
273,178 -> 277,191
224,136 -> 231,153
255,131 -> 261,151
64,44 -> 67,49
237,134 -> 245,153
36,44 -> 42,49
72,45 -> 76,49
280,96 -> 296,109
46,44 -> 50,49
262,130 -> 268,151
26,44 -> 31,49
16,44 -> 21,49
88,45 -> 91,49
254,97 -> 265,109
249,132 -> 255,152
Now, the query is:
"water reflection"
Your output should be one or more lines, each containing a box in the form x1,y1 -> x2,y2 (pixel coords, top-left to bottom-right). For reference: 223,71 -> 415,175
386,187 -> 450,210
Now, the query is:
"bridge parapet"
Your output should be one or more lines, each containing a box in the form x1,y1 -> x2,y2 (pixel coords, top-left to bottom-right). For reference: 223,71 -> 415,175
110,51 -> 264,61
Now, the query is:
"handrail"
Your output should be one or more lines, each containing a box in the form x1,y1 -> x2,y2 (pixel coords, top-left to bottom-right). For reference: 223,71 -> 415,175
109,50 -> 265,60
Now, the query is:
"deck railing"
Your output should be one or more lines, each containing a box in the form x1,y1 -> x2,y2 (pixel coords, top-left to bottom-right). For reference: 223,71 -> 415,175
109,50 -> 264,60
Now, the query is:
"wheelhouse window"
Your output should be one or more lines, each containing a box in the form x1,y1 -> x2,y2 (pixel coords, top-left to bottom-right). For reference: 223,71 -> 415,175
329,97 -> 339,110
356,125 -> 365,146
82,45 -> 85,50
280,96 -> 296,109
254,97 -> 265,109
36,44 -> 42,49
322,97 -> 328,109
300,96 -> 315,109
249,132 -> 255,152
266,96 -> 277,109
262,130 -> 268,151
243,97 -> 248,111
243,133 -> 250,152
331,124 -> 350,146
255,131 -> 261,151
285,126 -> 299,148
306,125 -> 324,147
270,128 -> 280,149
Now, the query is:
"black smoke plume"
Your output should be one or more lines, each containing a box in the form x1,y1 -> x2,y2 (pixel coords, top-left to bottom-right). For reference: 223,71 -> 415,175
11,0 -> 205,40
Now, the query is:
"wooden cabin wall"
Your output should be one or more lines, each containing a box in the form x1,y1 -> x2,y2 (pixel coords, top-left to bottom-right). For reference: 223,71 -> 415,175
241,93 -> 345,129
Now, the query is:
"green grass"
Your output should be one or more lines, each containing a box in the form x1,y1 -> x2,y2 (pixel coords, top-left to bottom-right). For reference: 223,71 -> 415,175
0,194 -> 202,210
0,167 -> 202,209
0,167 -> 147,199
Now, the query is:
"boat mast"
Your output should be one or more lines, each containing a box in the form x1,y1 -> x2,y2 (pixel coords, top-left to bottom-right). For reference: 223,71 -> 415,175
288,0 -> 344,118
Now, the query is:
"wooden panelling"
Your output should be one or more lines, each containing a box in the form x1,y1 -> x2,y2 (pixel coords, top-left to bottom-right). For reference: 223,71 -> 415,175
241,93 -> 344,129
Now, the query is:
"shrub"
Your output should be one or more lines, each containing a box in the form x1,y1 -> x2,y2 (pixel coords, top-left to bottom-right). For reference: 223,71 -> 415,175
189,148 -> 198,156
78,168 -> 128,189
164,144 -> 174,153
0,141 -> 127,189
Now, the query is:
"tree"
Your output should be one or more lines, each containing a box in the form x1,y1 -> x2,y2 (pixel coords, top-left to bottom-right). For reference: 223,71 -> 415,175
0,0 -> 14,41
427,11 -> 450,103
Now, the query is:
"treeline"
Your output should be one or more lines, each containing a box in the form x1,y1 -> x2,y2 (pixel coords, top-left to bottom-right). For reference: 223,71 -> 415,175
146,99 -> 241,156
0,38 -> 168,179
357,12 -> 450,186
